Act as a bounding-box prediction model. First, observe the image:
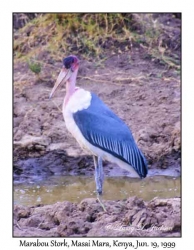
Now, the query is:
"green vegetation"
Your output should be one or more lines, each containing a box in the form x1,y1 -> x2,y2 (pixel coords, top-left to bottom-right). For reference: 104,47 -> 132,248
27,59 -> 41,78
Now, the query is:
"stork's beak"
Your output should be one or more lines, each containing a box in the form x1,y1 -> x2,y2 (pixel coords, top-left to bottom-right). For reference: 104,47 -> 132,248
49,67 -> 72,99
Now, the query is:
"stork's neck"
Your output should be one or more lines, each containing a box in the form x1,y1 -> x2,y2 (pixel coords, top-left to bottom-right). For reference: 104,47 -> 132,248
64,69 -> 78,106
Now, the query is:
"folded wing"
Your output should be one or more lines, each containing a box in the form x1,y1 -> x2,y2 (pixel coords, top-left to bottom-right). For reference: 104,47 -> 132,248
73,93 -> 148,178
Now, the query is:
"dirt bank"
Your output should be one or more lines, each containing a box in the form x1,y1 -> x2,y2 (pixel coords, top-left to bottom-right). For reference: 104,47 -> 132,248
14,196 -> 181,237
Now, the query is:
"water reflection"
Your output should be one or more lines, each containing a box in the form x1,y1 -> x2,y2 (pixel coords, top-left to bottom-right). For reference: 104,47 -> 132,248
14,175 -> 180,206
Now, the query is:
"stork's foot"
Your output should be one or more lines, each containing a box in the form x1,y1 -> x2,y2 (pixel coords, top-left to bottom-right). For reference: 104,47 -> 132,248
97,193 -> 107,212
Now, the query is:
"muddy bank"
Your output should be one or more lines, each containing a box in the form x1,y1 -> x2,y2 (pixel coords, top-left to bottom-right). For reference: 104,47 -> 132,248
14,151 -> 180,184
14,196 -> 181,237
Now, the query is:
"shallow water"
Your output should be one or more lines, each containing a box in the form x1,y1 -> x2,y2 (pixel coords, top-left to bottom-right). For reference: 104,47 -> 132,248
14,175 -> 180,206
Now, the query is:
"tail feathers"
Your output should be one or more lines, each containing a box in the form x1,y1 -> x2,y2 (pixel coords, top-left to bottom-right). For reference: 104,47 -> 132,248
129,145 -> 148,178
137,149 -> 148,178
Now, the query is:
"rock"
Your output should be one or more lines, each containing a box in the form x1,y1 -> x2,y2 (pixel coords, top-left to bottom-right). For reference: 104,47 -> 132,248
14,205 -> 31,220
14,135 -> 50,148
171,121 -> 181,151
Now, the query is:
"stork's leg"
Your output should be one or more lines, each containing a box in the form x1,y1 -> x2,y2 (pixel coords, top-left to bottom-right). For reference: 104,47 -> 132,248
93,156 -> 104,195
93,156 -> 106,212
98,157 -> 104,191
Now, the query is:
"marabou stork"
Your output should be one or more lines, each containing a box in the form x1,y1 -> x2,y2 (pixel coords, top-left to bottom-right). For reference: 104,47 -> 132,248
50,55 -> 148,207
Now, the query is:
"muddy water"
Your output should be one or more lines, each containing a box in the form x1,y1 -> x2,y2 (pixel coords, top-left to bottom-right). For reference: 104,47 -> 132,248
14,175 -> 180,206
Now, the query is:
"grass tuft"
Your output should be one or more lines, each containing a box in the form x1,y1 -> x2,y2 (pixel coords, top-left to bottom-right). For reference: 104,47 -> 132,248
27,59 -> 41,75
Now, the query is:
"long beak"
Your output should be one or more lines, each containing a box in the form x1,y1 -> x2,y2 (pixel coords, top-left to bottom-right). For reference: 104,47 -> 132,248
49,68 -> 72,99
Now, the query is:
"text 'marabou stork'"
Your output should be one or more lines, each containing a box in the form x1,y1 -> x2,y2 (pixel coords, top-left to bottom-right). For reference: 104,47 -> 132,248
50,55 -> 148,202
